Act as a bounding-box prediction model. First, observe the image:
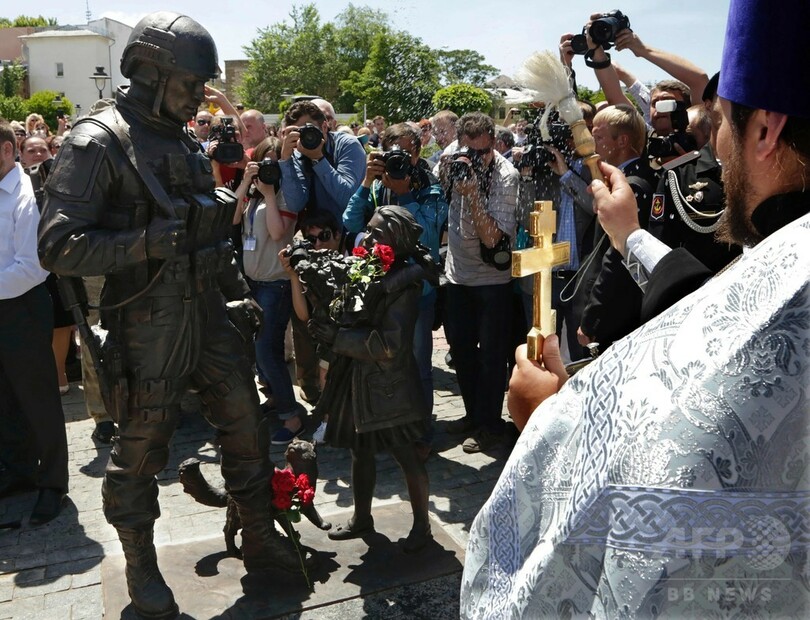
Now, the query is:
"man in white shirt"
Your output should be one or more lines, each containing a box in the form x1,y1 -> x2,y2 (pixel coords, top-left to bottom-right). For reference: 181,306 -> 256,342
0,118 -> 68,524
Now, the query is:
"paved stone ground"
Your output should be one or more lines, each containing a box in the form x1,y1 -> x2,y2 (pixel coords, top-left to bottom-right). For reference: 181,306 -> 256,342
0,329 -> 515,619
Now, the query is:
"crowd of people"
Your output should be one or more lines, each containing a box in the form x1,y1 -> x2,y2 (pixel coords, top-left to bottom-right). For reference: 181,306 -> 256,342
1,0 -> 807,616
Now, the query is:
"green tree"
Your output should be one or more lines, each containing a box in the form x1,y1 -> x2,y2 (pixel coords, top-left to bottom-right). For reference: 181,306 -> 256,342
437,49 -> 497,87
239,4 -> 341,112
341,30 -> 440,123
25,90 -> 73,129
432,83 -> 492,116
0,95 -> 27,121
332,3 -> 389,111
0,15 -> 57,28
1,61 -> 26,97
240,3 -> 390,113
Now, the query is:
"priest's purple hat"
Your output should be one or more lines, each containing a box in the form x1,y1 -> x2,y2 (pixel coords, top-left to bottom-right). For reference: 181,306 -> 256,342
718,0 -> 810,118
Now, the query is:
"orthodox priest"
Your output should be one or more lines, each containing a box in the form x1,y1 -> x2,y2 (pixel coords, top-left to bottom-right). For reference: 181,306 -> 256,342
461,0 -> 810,617
38,13 -> 302,620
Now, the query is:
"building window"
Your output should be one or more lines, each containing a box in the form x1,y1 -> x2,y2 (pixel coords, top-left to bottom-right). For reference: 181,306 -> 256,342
56,63 -> 64,77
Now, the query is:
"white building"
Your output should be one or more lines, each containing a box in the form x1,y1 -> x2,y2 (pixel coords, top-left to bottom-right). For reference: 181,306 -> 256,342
19,18 -> 132,116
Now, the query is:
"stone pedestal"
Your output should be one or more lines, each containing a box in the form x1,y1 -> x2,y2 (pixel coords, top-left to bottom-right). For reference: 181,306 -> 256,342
102,502 -> 465,618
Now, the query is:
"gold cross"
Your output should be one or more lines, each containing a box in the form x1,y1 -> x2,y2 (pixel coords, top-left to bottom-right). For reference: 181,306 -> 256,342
511,200 -> 570,360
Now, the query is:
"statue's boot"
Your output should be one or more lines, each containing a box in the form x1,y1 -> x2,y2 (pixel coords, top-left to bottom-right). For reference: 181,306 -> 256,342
236,495 -> 313,573
117,527 -> 179,620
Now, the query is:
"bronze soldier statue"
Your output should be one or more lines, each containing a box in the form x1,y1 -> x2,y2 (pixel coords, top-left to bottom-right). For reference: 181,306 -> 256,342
38,12 -> 302,619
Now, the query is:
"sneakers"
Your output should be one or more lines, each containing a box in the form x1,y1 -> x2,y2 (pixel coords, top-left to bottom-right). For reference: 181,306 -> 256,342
271,425 -> 305,445
312,421 -> 327,444
462,429 -> 505,454
446,416 -> 475,435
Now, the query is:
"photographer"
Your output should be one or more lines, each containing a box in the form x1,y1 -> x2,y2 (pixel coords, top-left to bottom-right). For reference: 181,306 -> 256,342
279,100 -> 366,223
233,137 -> 306,445
441,112 -> 519,454
568,11 -> 707,135
279,100 -> 366,404
343,123 -> 448,447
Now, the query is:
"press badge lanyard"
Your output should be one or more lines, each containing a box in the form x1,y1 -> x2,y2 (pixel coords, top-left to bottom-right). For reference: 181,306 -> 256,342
244,199 -> 258,251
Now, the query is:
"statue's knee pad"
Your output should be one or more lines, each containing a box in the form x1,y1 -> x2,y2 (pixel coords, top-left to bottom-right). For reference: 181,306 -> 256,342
136,447 -> 170,477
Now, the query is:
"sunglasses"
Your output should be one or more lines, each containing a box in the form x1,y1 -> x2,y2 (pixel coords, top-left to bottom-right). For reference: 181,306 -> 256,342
305,230 -> 333,244
466,146 -> 492,157
196,119 -> 211,125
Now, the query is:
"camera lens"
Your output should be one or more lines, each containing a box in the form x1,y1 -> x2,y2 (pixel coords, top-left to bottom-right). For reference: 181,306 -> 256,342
257,159 -> 281,185
570,34 -> 589,55
299,124 -> 324,151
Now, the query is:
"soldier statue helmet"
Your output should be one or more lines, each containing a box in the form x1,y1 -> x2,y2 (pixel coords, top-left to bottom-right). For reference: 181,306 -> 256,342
120,12 -> 220,118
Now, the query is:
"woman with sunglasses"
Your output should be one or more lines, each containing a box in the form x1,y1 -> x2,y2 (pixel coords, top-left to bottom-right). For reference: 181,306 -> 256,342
234,137 -> 307,445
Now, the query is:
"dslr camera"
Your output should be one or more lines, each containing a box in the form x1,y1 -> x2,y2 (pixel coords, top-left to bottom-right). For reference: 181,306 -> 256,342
647,100 -> 698,159
571,10 -> 631,54
283,237 -> 315,268
209,117 -> 244,164
449,146 -> 484,182
373,145 -> 412,180
519,113 -> 573,173
298,123 -> 324,151
256,158 -> 281,186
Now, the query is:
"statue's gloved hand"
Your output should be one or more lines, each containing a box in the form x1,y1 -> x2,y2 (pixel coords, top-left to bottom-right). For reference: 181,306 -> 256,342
226,297 -> 263,343
146,217 -> 187,259
308,319 -> 337,345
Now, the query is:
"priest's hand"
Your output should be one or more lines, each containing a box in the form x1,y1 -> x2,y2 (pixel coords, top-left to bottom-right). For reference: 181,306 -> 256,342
591,160 -> 640,256
507,335 -> 568,432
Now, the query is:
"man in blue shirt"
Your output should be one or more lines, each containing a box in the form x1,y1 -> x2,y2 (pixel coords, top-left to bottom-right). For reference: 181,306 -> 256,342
279,100 -> 367,404
278,101 -> 366,223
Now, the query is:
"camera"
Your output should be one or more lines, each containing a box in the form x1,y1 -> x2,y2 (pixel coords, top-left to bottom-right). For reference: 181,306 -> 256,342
209,117 -> 244,164
571,10 -> 631,54
375,145 -> 412,180
449,147 -> 483,182
647,100 -> 698,159
283,237 -> 315,268
519,114 -> 572,172
256,158 -> 281,186
298,123 -> 324,151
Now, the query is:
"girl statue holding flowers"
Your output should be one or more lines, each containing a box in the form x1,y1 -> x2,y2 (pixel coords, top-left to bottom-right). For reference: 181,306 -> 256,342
306,205 -> 441,553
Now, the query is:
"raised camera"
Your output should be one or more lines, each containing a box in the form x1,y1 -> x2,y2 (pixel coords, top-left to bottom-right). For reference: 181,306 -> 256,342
570,10 -> 631,55
647,100 -> 697,158
449,147 -> 482,182
590,10 -> 630,48
378,146 -> 411,180
209,117 -> 244,164
256,158 -> 281,186
299,123 -> 324,151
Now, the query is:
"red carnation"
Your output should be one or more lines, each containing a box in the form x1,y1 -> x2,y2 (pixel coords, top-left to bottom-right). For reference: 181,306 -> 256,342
301,487 -> 315,506
352,246 -> 369,258
373,244 -> 395,272
271,468 -> 296,496
295,473 -> 311,492
272,493 -> 293,511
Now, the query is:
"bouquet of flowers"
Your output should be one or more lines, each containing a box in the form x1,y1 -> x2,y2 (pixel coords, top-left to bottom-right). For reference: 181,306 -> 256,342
330,244 -> 395,324
270,468 -> 316,587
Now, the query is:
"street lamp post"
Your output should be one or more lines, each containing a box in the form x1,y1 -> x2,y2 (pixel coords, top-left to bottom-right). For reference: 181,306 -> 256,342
90,66 -> 111,100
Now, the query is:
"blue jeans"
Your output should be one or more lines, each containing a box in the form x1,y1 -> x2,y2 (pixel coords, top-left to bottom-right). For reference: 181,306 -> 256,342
250,280 -> 298,420
445,282 -> 512,434
413,290 -> 436,442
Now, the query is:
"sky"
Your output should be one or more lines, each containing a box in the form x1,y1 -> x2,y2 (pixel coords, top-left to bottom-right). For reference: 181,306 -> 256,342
26,0 -> 730,92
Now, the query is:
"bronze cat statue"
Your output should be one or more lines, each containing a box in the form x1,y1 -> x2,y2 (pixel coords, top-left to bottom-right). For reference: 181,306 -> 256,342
179,439 -> 331,557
